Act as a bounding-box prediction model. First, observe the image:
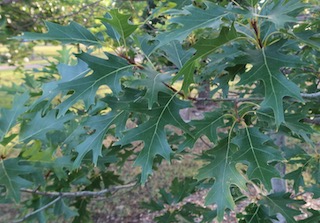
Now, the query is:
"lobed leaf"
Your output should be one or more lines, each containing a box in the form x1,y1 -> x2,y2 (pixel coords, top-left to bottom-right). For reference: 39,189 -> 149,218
154,2 -> 229,51
100,9 -> 138,42
0,93 -> 29,141
232,127 -> 282,190
115,93 -> 192,183
238,41 -> 304,126
0,158 -> 36,202
55,52 -> 133,116
175,26 -> 239,92
197,138 -> 247,221
14,21 -> 100,46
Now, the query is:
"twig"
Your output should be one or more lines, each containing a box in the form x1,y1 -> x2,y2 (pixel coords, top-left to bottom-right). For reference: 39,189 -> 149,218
301,92 -> 320,99
162,82 -> 263,102
200,136 -> 213,149
163,82 -> 320,102
20,182 -> 136,198
13,196 -> 62,223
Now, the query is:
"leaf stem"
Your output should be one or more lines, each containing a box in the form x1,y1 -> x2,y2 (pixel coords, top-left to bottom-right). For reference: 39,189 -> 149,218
14,196 -> 62,223
20,182 -> 136,198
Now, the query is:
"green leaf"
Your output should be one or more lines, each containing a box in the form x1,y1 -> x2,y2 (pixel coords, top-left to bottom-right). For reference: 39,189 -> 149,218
170,0 -> 192,9
289,29 -> 320,51
284,114 -> 315,144
14,21 -> 100,46
259,193 -> 305,223
131,67 -> 172,109
155,2 -> 228,50
55,52 -> 133,116
34,59 -> 90,110
165,177 -> 198,204
20,110 -> 74,142
189,110 -> 224,143
161,40 -> 195,69
238,41 -> 303,126
285,167 -> 305,192
0,158 -> 35,202
175,26 -> 238,93
232,127 -> 282,190
197,138 -> 247,221
115,93 -> 192,183
262,0 -> 306,29
239,203 -> 268,222
0,93 -> 29,141
22,140 -> 54,162
72,111 -> 128,168
100,9 -> 138,42
54,199 -> 79,219
305,185 -> 320,199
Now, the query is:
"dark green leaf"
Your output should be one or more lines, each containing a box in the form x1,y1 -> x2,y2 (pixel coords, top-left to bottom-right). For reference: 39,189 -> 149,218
115,93 -> 192,183
197,138 -> 247,221
131,67 -> 172,109
72,111 -> 128,168
259,193 -> 305,223
161,41 -> 195,69
232,127 -> 282,190
189,110 -> 224,144
238,41 -> 303,126
101,9 -> 138,42
262,0 -> 306,29
175,26 -> 238,92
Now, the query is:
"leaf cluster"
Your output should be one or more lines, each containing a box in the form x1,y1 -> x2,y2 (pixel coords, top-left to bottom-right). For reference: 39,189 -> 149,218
1,0 -> 320,222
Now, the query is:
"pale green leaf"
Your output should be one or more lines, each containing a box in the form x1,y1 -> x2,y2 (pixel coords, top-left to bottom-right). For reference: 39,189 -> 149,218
0,158 -> 35,202
20,110 -> 74,142
14,21 -> 100,46
0,93 -> 29,141
262,0 -> 306,29
55,52 -> 133,116
34,59 -> 90,109
131,67 -> 172,109
155,2 -> 229,50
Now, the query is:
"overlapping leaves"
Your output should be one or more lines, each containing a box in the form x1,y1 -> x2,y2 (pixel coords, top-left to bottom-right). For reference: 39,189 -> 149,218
115,92 -> 192,183
175,26 -> 239,92
55,52 -> 133,116
154,2 -> 229,50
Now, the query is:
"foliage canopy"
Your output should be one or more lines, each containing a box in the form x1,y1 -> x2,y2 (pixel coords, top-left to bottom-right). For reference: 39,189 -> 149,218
1,0 -> 320,222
